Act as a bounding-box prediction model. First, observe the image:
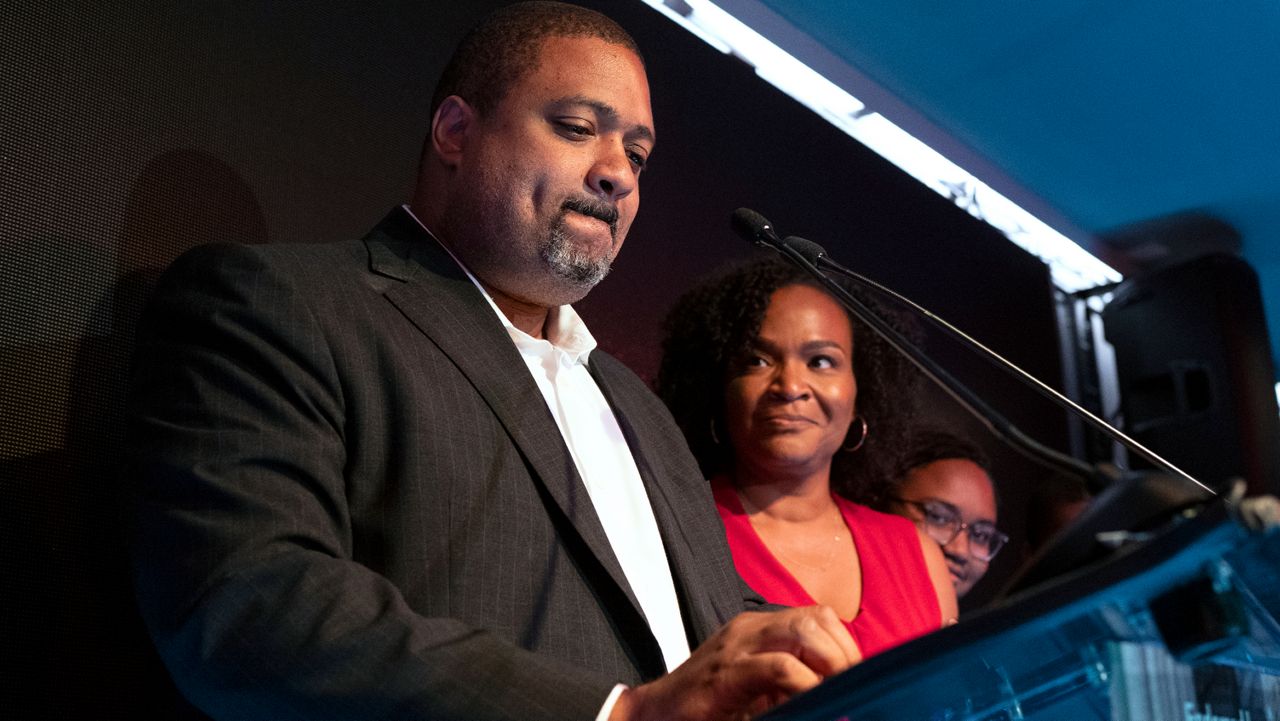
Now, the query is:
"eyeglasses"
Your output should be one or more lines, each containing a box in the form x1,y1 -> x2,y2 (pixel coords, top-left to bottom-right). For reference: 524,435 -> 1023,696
891,498 -> 1008,562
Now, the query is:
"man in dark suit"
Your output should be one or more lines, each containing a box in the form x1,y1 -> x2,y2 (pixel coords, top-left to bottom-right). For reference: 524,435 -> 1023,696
128,3 -> 856,720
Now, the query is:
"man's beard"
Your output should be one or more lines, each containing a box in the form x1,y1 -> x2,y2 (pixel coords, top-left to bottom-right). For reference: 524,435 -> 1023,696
541,197 -> 620,289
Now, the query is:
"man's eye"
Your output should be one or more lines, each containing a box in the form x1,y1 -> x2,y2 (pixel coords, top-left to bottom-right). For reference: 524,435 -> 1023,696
809,355 -> 835,369
559,122 -> 591,137
969,526 -> 995,545
627,150 -> 648,170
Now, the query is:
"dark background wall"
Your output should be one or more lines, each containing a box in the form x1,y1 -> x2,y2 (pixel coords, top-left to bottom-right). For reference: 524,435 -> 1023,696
0,1 -> 1069,715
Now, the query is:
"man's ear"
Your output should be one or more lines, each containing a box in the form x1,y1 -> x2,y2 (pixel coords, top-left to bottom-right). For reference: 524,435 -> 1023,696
431,95 -> 474,168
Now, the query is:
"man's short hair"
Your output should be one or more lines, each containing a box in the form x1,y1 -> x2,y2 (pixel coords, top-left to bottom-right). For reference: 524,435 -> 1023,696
430,2 -> 643,118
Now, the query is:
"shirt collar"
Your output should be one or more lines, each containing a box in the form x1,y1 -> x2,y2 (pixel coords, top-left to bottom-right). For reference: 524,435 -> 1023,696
400,204 -> 596,366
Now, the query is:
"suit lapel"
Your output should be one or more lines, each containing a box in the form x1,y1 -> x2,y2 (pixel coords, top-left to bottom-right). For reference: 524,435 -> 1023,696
360,209 -> 646,624
588,356 -> 732,645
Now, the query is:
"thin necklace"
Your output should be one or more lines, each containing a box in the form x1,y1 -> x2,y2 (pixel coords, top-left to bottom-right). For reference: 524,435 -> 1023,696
739,492 -> 848,572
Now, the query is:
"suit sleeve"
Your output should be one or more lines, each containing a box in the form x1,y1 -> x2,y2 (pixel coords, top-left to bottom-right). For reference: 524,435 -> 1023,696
127,244 -> 615,720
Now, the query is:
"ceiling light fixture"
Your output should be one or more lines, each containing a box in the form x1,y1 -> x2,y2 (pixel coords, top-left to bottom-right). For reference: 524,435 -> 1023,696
640,0 -> 1123,293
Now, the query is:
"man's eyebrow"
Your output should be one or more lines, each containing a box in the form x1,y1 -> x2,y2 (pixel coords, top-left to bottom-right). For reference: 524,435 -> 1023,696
554,95 -> 655,145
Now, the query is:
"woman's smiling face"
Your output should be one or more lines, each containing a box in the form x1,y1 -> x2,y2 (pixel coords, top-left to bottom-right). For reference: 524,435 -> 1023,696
725,284 -> 857,481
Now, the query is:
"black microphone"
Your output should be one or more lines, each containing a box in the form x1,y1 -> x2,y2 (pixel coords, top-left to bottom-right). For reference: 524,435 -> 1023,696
731,209 -> 829,268
730,207 -> 783,250
779,235 -> 827,265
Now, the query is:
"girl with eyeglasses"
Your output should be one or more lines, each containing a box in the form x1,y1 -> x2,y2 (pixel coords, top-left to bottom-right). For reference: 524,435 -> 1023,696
884,427 -> 1005,599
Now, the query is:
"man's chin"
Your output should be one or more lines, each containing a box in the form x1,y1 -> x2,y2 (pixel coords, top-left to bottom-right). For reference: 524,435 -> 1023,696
552,271 -> 608,305
519,264 -> 608,307
543,250 -> 613,291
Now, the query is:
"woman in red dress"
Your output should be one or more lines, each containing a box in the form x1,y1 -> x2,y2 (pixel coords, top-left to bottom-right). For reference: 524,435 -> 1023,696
658,259 -> 956,661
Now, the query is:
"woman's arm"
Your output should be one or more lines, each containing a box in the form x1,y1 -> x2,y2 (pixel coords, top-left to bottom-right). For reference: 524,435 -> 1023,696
915,528 -> 959,625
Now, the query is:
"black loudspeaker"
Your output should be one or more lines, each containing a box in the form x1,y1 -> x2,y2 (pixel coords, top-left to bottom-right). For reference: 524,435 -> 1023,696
1102,254 -> 1280,494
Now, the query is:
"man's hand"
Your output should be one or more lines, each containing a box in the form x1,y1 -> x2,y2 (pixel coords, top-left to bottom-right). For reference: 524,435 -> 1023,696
610,606 -> 860,721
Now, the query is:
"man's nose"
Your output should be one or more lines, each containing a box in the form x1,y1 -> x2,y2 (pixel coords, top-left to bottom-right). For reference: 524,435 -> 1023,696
588,143 -> 635,202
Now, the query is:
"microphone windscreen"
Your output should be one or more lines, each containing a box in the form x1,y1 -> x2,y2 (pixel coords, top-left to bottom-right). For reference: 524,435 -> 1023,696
781,235 -> 827,264
730,208 -> 776,245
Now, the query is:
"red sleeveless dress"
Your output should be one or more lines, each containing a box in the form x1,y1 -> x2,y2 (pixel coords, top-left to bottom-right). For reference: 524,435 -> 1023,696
712,476 -> 941,658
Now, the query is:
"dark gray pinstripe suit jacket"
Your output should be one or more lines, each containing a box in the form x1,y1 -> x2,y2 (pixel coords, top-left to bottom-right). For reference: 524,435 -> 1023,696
128,207 -> 762,720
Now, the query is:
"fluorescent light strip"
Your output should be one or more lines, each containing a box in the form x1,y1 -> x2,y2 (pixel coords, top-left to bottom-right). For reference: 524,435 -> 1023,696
639,0 -> 1123,293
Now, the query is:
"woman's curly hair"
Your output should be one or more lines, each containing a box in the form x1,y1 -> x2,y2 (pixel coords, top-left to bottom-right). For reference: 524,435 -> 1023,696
656,258 -> 922,504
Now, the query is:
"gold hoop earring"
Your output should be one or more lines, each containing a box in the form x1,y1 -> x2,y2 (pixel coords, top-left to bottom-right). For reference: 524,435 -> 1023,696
843,415 -> 868,453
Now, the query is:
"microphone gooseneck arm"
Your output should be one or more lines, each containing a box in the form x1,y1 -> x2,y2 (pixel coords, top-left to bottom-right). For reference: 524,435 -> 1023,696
804,243 -> 1211,494
729,208 -> 1215,497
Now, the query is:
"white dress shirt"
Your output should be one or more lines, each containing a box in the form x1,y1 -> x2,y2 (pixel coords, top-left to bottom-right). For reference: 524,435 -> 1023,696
495,299 -> 691,673
403,208 -> 691,681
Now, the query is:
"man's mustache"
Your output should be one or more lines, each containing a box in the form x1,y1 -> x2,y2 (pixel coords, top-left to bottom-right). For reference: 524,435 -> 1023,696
561,196 -> 619,235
